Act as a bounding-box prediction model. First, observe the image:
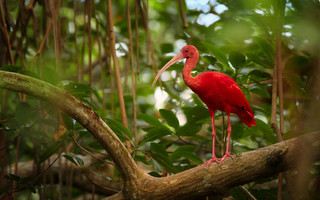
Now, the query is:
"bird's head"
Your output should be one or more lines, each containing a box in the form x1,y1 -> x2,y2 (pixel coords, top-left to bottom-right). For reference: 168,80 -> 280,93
151,45 -> 198,90
180,45 -> 198,59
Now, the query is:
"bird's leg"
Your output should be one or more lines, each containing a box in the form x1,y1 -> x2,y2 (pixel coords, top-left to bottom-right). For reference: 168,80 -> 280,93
219,112 -> 233,165
200,110 -> 220,168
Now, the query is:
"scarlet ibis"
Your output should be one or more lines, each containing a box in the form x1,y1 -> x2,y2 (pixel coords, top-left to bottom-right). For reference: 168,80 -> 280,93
152,45 -> 256,168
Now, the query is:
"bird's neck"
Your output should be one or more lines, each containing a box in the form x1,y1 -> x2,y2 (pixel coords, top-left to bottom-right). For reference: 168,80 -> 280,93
182,54 -> 199,87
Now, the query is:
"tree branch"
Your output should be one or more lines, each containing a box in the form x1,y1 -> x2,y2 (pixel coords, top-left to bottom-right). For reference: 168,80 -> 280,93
105,131 -> 320,200
1,71 -> 319,199
0,71 -> 144,183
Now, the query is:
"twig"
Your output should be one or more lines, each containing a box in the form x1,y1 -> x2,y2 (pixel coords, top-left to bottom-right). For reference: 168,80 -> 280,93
73,0 -> 80,82
178,0 -> 188,28
95,5 -> 105,117
126,0 -> 138,144
237,77 -> 272,85
33,0 -> 62,59
238,186 -> 257,200
70,135 -> 113,165
87,0 -> 93,102
0,0 -> 14,64
134,0 -> 140,76
13,152 -> 62,193
106,0 -> 129,131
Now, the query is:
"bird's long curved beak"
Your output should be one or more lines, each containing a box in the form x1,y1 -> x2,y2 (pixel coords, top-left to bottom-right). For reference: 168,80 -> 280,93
151,52 -> 185,90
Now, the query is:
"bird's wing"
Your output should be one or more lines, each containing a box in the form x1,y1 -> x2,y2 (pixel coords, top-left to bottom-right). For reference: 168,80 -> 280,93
195,72 -> 255,126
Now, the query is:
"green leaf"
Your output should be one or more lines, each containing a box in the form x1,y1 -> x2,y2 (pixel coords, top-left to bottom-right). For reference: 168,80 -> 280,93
249,83 -> 271,98
63,154 -> 79,166
229,51 -> 246,70
246,37 -> 274,68
201,42 -> 234,73
89,170 -> 112,180
159,109 -> 179,129
141,127 -> 172,145
182,106 -> 209,123
201,42 -> 229,68
138,113 -> 164,127
248,70 -> 272,81
230,124 -> 251,139
15,102 -> 33,125
244,119 -> 276,145
202,55 -> 217,66
176,123 -> 202,136
106,118 -> 131,141
64,82 -> 91,99
285,55 -> 310,69
150,143 -> 176,173
70,153 -> 84,167
150,143 -> 167,156
171,145 -> 202,164
62,113 -> 74,130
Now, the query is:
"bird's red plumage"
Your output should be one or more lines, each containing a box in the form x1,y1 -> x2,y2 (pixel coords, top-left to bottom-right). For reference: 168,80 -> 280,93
152,45 -> 256,167
189,72 -> 255,127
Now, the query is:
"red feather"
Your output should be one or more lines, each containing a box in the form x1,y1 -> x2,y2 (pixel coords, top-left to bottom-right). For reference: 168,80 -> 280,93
152,45 -> 256,168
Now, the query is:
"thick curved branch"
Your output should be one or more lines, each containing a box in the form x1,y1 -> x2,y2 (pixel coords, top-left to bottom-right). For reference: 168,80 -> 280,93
0,71 -> 144,182
1,71 -> 320,200
106,131 -> 320,200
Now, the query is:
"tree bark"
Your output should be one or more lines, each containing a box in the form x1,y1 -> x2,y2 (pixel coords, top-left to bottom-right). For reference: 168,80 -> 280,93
0,71 -> 144,184
0,71 -> 319,200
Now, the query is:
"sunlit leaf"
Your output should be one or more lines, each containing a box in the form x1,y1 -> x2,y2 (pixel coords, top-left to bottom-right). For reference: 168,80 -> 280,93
159,109 -> 180,129
138,113 -> 164,127
201,42 -> 233,72
141,127 -> 172,145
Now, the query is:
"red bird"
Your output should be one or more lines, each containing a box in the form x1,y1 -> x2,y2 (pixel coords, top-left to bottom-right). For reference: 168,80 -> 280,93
152,45 -> 256,168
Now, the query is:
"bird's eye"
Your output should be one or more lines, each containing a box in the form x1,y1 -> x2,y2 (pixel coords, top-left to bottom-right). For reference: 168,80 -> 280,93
185,49 -> 188,53
241,106 -> 245,110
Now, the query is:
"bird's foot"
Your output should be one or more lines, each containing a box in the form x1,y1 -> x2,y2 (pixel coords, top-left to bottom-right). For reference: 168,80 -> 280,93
219,153 -> 233,165
199,157 -> 221,168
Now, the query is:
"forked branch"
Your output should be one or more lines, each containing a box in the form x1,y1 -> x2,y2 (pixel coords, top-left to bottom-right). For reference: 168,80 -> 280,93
0,71 -> 319,200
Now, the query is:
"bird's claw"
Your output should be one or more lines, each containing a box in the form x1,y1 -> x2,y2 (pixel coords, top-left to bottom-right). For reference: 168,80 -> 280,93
218,153 -> 233,165
199,157 -> 221,168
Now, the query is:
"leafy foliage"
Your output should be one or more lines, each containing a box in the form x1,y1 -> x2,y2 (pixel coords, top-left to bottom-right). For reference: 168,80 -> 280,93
0,0 -> 319,199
